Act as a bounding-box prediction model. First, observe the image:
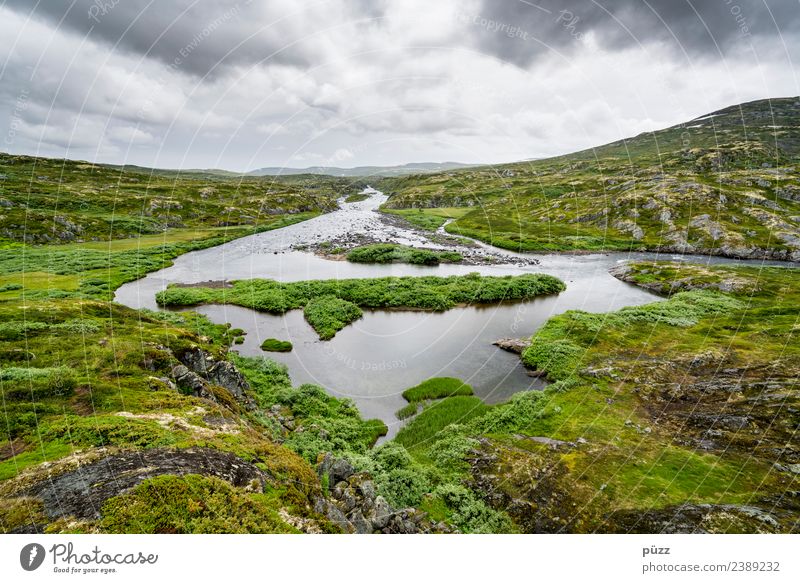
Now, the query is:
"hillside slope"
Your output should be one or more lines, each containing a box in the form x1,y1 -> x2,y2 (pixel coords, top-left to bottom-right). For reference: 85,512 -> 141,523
0,153 -> 363,244
379,97 -> 800,260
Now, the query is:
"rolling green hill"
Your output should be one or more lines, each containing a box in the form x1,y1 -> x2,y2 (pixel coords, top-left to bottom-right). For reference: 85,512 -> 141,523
379,97 -> 800,260
0,153 -> 364,244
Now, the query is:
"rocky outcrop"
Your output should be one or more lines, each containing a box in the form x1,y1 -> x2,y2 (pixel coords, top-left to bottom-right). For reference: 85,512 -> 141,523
635,358 -> 800,466
492,337 -> 531,354
10,448 -> 268,530
467,437 -> 587,533
171,346 -> 256,410
609,263 -> 758,295
314,453 -> 448,534
602,501 -> 798,533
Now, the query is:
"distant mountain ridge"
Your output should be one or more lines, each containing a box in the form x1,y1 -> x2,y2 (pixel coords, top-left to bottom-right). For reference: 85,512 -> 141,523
247,161 -> 477,177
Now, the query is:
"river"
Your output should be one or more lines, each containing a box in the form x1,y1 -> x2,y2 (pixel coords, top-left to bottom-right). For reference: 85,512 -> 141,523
115,188 -> 792,436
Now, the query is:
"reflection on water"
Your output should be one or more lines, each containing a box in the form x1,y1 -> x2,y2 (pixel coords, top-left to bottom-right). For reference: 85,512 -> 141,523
116,189 -> 795,434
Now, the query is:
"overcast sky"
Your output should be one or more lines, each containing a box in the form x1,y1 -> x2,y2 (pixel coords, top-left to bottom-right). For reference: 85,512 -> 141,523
1,0 -> 799,171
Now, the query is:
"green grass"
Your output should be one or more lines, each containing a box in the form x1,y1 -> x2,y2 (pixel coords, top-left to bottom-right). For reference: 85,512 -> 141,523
344,193 -> 369,203
0,215 -> 316,301
260,338 -> 293,352
402,377 -> 473,403
303,296 -> 363,340
381,207 -> 473,230
346,243 -> 461,265
0,151 -> 364,245
396,402 -> 419,420
395,396 -> 489,450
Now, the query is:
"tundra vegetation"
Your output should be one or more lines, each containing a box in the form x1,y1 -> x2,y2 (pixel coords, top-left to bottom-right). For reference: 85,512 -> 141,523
378,98 -> 800,261
2,97 -> 800,533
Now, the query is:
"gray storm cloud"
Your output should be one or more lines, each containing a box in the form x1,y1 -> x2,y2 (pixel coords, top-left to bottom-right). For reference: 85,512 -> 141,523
471,0 -> 800,67
2,0 -> 321,76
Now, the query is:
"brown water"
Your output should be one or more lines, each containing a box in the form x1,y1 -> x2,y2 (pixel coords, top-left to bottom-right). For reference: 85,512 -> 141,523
115,189 -> 792,435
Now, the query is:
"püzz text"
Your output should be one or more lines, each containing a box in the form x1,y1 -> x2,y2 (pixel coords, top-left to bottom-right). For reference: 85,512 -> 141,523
642,546 -> 670,557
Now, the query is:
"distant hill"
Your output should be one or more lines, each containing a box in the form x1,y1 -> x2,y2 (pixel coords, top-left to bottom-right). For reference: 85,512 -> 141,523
379,97 -> 800,261
247,161 -> 477,177
0,153 -> 362,244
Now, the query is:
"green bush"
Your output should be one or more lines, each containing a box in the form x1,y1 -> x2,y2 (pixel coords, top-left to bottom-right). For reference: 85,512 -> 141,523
0,321 -> 48,341
426,424 -> 480,473
234,357 -> 387,462
470,390 -> 548,434
432,483 -> 514,533
260,338 -> 293,352
155,273 -> 567,341
348,442 -> 434,508
521,339 -> 583,379
51,318 -> 102,334
0,366 -> 77,400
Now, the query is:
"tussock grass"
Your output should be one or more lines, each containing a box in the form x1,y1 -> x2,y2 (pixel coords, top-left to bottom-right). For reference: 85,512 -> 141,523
260,338 -> 292,352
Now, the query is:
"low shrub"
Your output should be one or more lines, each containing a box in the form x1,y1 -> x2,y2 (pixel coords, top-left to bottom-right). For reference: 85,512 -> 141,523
0,366 -> 77,400
431,483 -> 514,533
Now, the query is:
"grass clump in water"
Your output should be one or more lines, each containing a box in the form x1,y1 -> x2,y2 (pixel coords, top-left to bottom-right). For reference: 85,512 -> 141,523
303,296 -> 363,340
402,377 -> 473,403
260,338 -> 292,352
396,402 -> 419,420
